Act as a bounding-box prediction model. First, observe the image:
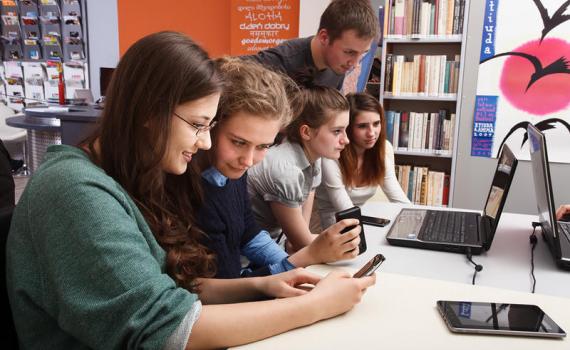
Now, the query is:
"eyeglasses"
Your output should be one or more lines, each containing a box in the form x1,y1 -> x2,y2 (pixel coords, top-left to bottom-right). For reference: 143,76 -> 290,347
173,112 -> 217,136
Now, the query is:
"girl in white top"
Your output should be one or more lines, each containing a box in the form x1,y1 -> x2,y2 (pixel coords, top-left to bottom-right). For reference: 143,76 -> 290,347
248,74 -> 355,254
316,92 -> 410,230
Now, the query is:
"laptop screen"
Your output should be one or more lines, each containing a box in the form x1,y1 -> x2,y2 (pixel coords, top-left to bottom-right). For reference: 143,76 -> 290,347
482,144 -> 517,226
528,124 -> 560,253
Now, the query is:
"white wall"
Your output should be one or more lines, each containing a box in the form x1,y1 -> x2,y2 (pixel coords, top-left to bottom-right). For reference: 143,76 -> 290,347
85,0 -> 120,100
299,0 -> 329,37
453,1 -> 570,214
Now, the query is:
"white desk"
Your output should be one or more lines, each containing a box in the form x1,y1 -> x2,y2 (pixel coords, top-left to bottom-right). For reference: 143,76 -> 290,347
234,202 -> 570,350
338,202 -> 570,298
234,269 -> 570,350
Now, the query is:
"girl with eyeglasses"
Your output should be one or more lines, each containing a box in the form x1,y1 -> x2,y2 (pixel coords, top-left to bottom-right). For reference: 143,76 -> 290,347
6,32 -> 374,349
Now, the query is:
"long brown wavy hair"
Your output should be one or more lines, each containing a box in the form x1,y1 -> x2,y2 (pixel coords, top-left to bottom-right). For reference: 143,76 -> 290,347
83,32 -> 221,291
339,93 -> 386,188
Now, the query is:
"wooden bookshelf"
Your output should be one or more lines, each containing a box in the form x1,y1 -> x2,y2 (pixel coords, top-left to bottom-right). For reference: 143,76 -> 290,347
379,0 -> 469,207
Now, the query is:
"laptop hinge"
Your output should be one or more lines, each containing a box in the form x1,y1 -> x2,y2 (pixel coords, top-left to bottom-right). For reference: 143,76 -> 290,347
480,215 -> 493,249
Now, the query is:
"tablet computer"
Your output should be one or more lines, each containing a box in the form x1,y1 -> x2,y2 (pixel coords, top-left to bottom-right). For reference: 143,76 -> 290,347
437,300 -> 566,338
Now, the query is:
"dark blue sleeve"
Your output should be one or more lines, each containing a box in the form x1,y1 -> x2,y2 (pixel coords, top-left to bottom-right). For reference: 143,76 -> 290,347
240,174 -> 262,247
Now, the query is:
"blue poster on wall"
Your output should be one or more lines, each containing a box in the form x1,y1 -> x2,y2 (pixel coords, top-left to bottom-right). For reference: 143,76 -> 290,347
472,95 -> 498,157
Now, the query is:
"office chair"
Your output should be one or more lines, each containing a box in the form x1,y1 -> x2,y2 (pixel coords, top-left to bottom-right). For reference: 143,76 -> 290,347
1,207 -> 19,348
0,106 -> 29,176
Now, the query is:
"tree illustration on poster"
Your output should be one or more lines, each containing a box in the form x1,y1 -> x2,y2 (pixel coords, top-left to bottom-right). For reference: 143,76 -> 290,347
472,0 -> 570,163
230,0 -> 299,55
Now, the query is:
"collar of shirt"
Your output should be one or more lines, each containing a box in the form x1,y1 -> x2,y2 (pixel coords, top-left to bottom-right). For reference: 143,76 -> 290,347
287,141 -> 320,177
201,166 -> 228,187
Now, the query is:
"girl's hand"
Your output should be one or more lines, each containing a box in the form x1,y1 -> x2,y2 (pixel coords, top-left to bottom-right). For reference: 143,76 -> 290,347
307,219 -> 361,263
257,268 -> 322,298
556,204 -> 570,221
306,270 -> 376,320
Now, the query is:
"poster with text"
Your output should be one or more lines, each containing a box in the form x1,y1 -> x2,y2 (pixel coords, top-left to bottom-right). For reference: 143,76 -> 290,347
472,0 -> 570,163
230,0 -> 299,56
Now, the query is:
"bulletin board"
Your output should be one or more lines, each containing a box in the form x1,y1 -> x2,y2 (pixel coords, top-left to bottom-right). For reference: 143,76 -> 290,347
230,0 -> 299,55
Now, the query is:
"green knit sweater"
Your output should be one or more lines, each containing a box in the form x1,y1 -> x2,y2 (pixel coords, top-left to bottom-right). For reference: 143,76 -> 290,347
6,145 -> 197,349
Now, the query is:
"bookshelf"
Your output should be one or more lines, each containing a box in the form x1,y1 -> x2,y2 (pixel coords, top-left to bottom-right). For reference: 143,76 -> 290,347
379,0 -> 469,207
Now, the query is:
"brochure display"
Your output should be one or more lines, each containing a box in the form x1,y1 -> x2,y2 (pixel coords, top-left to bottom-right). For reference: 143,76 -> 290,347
0,0 -> 88,111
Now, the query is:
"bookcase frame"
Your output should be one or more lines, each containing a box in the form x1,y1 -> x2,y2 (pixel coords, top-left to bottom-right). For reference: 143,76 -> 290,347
378,0 -> 470,206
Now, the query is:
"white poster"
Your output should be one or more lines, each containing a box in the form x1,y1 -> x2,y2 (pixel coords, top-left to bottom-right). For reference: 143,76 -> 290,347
472,0 -> 570,163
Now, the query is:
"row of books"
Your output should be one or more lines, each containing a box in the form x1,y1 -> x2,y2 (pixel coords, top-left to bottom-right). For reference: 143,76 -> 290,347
383,0 -> 467,37
384,54 -> 460,96
386,109 -> 455,154
395,164 -> 450,206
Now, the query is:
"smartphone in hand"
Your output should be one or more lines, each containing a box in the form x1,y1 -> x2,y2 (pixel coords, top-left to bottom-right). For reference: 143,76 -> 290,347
335,206 -> 367,255
353,254 -> 385,278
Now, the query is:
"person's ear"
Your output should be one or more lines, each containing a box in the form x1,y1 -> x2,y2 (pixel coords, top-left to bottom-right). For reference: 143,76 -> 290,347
299,124 -> 312,141
316,29 -> 330,46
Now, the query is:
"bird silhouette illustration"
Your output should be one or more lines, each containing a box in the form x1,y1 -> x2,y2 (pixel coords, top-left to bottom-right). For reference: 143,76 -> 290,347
532,0 -> 570,42
480,51 -> 570,92
495,118 -> 570,157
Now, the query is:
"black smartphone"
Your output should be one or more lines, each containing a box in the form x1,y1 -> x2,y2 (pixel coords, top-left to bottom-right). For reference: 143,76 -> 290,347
437,301 -> 566,338
361,215 -> 390,227
335,206 -> 367,255
353,253 -> 385,278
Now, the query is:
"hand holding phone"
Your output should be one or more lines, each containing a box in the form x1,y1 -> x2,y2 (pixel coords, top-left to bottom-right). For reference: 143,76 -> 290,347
335,206 -> 367,255
353,254 -> 385,278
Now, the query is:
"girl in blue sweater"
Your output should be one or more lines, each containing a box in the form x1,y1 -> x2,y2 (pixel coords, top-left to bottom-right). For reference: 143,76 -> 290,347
195,57 -> 362,279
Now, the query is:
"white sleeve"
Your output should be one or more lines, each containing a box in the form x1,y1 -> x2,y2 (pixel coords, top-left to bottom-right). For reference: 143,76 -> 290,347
320,158 -> 354,211
381,141 -> 411,204
162,301 -> 202,350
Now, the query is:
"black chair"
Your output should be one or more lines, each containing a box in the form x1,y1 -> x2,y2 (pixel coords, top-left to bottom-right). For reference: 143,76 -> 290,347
1,207 -> 19,349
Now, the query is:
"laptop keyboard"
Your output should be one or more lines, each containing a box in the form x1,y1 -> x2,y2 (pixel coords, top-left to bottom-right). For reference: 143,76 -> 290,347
418,210 -> 477,243
558,223 -> 570,242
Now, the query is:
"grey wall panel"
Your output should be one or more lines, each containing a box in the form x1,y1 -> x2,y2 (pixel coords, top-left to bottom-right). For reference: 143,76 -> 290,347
86,0 -> 119,100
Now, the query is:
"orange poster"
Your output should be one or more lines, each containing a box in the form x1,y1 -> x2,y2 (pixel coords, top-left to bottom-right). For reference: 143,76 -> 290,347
230,0 -> 299,56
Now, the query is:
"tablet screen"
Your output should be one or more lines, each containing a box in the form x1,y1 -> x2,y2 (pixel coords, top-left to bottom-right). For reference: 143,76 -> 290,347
437,301 -> 565,337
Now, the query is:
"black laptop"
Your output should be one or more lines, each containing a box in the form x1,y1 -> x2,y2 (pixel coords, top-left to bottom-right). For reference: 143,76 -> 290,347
527,124 -> 570,270
386,144 -> 518,255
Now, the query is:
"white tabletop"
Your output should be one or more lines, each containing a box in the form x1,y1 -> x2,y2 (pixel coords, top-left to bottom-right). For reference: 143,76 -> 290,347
341,202 -> 570,298
232,202 -> 570,350
234,268 -> 570,350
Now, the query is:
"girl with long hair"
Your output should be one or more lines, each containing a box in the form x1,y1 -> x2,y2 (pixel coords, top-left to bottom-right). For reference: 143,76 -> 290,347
6,32 -> 374,349
316,92 -> 410,230
247,72 -> 357,254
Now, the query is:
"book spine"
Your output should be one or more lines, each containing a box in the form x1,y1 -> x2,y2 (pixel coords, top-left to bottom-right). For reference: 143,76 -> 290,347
392,111 -> 400,148
385,53 -> 393,93
442,174 -> 450,206
394,0 -> 405,36
398,111 -> 409,149
386,110 -> 395,143
458,0 -> 465,35
452,0 -> 460,34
